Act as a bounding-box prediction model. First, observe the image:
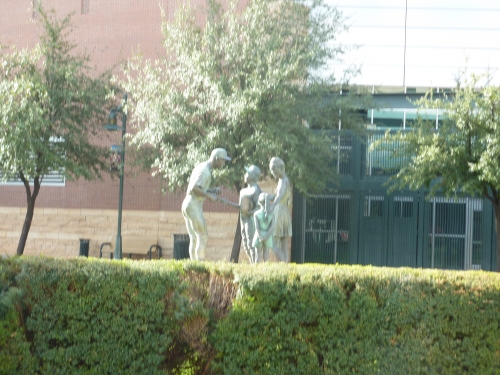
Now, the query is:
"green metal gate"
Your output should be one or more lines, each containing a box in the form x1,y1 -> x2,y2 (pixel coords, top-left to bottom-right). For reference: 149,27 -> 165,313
292,190 -> 492,270
295,194 -> 352,264
357,192 -> 419,267
291,130 -> 496,271
358,193 -> 387,266
422,197 -> 483,270
387,194 -> 419,267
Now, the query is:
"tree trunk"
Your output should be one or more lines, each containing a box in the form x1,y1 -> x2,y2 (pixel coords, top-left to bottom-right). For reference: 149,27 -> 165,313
229,213 -> 242,263
495,202 -> 500,272
16,176 -> 40,255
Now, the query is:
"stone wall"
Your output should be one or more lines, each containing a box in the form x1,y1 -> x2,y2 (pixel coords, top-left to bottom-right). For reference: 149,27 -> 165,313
0,207 -> 249,262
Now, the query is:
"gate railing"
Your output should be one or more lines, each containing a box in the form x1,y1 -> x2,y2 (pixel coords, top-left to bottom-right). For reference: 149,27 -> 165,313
330,128 -> 412,178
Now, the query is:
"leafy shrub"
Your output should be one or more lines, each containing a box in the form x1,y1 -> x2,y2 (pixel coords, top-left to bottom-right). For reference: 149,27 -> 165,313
0,307 -> 38,375
0,258 -> 37,375
10,257 -> 237,375
1,257 -> 499,374
212,264 -> 500,375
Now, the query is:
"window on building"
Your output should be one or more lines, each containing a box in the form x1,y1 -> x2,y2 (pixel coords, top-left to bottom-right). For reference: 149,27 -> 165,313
32,0 -> 41,19
368,108 -> 445,129
0,169 -> 65,186
331,132 -> 353,175
81,0 -> 90,14
0,138 -> 66,186
369,109 -> 405,128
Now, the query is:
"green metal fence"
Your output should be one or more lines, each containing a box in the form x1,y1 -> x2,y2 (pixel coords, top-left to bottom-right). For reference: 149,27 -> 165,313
300,194 -> 351,265
291,130 -> 496,271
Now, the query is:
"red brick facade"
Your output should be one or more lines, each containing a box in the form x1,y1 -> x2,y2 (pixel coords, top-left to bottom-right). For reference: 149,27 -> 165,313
1,0 -> 194,211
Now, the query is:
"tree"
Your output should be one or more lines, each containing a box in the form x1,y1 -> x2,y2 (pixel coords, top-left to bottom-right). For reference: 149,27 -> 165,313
120,0 -> 369,261
374,74 -> 500,271
0,8 -> 115,255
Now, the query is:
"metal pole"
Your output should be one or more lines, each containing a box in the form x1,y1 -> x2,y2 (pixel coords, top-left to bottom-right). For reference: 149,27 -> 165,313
334,196 -> 339,263
431,199 -> 436,269
115,94 -> 127,260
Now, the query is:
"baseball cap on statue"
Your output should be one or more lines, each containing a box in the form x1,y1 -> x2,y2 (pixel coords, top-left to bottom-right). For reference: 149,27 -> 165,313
244,165 -> 261,180
210,148 -> 232,161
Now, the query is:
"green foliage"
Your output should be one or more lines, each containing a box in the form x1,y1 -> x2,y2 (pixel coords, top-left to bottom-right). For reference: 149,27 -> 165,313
0,6 -> 116,254
0,308 -> 38,375
213,264 -> 500,374
4,257 -> 237,375
372,73 -> 500,271
377,75 -> 500,199
0,258 -> 37,375
0,7 -> 114,184
1,257 -> 499,374
0,259 -> 22,321
120,0 -> 370,194
16,258 -> 179,374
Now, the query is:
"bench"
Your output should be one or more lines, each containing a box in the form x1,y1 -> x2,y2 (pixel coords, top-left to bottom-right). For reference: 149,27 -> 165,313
99,236 -> 162,259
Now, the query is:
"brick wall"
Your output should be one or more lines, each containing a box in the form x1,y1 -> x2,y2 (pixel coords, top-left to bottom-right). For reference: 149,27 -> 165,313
0,0 -> 244,214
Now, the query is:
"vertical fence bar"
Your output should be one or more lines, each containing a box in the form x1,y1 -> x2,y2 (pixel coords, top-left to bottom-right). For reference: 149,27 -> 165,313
465,198 -> 472,270
334,196 -> 339,263
431,199 -> 436,269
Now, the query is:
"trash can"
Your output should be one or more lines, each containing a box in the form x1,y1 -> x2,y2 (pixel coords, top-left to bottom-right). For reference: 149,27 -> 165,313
173,234 -> 190,260
79,239 -> 90,257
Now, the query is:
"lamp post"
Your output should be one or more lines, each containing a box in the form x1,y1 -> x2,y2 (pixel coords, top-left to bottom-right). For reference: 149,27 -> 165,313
104,93 -> 127,260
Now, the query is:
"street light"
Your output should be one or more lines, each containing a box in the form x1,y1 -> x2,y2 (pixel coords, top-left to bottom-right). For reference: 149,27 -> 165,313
104,93 -> 127,260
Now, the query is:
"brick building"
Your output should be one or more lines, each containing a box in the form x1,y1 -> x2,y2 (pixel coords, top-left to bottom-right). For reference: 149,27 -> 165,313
0,0 -> 270,261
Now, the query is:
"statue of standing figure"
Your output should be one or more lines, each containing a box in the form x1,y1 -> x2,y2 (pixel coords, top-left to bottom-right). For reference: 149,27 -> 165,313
252,192 -> 276,262
221,165 -> 262,263
181,148 -> 231,261
269,157 -> 292,262
239,165 -> 263,263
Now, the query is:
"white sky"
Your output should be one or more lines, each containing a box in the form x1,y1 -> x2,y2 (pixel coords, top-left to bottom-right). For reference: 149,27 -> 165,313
329,0 -> 500,88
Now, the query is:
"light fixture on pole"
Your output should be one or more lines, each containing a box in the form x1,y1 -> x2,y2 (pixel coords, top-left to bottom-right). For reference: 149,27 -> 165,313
104,93 -> 127,260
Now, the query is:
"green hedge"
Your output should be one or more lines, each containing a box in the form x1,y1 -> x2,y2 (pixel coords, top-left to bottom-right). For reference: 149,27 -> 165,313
213,265 -> 500,374
0,257 -> 237,375
0,257 -> 499,374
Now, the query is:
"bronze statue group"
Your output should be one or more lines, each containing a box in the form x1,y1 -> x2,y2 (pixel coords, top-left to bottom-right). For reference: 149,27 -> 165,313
181,148 -> 292,263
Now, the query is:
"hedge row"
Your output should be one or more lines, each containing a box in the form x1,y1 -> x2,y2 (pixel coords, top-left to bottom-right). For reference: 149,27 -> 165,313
1,256 -> 499,374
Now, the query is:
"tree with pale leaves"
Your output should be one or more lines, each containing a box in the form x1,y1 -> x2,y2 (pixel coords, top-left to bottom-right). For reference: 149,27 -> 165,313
121,0 -> 370,261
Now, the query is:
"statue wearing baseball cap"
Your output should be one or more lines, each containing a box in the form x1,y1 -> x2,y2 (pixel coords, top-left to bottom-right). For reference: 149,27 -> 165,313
181,148 -> 231,261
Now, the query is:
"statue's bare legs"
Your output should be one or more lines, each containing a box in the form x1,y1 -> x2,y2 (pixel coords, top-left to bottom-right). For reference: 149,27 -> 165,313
182,198 -> 208,261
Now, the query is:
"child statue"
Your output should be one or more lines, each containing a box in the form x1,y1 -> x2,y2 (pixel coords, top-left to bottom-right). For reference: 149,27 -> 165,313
252,192 -> 276,262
